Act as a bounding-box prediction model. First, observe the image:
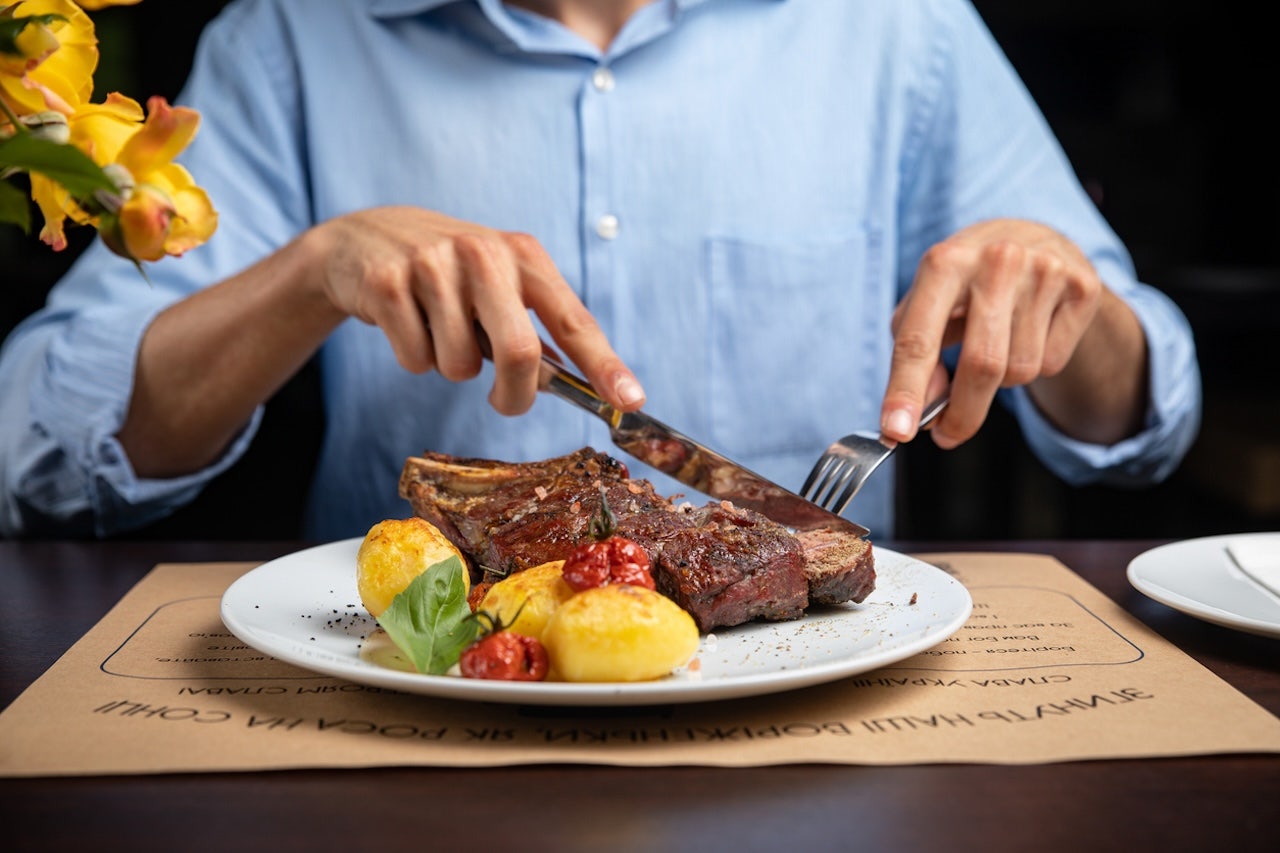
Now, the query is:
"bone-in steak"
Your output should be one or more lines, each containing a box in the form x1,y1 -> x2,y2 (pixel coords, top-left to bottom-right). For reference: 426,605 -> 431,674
398,447 -> 874,632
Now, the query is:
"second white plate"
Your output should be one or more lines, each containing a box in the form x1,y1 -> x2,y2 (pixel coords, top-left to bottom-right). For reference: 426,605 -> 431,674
1127,532 -> 1280,639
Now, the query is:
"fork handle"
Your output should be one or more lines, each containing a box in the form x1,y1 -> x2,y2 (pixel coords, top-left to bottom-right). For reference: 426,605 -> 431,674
919,393 -> 949,429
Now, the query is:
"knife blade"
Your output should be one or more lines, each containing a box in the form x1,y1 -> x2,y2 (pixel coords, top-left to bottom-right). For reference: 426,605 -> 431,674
530,347 -> 870,538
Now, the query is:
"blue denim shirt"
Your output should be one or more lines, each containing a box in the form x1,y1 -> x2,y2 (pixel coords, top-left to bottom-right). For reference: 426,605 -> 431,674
0,0 -> 1201,540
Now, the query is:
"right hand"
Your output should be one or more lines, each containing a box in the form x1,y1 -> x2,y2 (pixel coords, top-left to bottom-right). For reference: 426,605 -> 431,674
307,206 -> 646,415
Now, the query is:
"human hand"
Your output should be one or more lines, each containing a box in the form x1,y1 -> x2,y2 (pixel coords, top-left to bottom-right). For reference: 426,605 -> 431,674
308,206 -> 645,415
882,218 -> 1104,448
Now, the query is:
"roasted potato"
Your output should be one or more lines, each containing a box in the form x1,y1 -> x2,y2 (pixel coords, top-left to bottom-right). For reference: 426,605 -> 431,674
542,584 -> 700,682
356,517 -> 467,617
477,560 -> 573,640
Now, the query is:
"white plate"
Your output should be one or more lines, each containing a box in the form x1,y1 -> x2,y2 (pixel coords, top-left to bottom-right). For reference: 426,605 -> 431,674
221,539 -> 972,706
1127,532 -> 1280,639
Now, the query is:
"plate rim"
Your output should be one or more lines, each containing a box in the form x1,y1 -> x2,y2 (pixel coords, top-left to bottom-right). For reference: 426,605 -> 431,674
1126,531 -> 1280,639
221,538 -> 973,706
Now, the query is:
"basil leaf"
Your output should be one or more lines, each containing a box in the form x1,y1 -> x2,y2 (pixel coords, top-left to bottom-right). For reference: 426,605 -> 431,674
375,555 -> 479,675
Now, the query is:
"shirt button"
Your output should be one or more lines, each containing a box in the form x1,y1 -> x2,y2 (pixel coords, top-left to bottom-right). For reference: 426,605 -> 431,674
595,213 -> 620,240
591,66 -> 615,92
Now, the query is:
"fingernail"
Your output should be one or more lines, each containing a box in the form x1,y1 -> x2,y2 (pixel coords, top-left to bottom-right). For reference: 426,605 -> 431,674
614,376 -> 645,408
884,409 -> 913,439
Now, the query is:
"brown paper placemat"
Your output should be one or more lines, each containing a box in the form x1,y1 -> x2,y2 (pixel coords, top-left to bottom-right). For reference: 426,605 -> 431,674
2,552 -> 1279,776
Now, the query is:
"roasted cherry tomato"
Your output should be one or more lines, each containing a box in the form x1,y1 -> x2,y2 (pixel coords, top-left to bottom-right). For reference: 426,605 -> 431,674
562,536 -> 655,592
459,631 -> 549,681
561,484 -> 657,592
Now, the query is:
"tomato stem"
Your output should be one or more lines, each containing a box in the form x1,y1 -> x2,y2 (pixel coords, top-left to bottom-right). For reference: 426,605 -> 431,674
589,482 -> 617,541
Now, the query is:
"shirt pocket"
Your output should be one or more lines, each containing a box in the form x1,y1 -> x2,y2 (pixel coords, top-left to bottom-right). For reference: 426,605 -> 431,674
704,229 -> 887,458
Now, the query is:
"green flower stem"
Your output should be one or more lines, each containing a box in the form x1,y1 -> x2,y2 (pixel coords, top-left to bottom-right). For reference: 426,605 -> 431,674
1,98 -> 27,137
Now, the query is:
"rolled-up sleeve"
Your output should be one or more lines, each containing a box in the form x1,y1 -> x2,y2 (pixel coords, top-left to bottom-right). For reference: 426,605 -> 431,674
902,0 -> 1202,490
0,1 -> 307,538
1010,279 -> 1201,487
0,288 -> 263,537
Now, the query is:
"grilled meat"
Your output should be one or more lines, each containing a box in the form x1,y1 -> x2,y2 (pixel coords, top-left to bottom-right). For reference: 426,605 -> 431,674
398,447 -> 874,632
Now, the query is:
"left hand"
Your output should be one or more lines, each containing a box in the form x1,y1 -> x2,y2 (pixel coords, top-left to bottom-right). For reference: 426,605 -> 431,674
881,218 -> 1107,448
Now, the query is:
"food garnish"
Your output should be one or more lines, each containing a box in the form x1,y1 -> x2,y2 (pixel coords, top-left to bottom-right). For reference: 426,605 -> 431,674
458,610 -> 550,682
561,486 -> 656,592
374,555 -> 478,675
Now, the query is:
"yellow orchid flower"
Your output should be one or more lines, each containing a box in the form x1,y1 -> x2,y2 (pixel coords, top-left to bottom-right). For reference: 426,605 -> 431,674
27,90 -> 137,249
0,0 -> 98,118
30,93 -> 217,259
108,95 -> 217,260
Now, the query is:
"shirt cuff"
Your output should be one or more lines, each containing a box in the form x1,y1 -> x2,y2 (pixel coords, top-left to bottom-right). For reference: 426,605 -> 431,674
29,302 -> 264,535
1009,286 -> 1201,488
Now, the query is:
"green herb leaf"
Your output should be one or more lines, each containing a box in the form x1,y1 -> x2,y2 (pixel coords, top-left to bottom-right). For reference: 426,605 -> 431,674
375,555 -> 479,675
0,133 -> 116,199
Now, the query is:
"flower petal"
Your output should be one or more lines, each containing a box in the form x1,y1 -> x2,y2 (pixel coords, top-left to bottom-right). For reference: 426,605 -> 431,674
115,183 -> 174,262
67,91 -> 143,164
116,96 -> 199,178
29,172 -> 72,250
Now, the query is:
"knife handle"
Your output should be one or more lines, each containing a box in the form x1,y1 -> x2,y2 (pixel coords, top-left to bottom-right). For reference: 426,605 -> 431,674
471,322 -> 620,426
537,358 -> 621,425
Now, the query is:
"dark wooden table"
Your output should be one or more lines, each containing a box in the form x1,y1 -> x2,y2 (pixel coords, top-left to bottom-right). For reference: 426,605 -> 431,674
2,539 -> 1277,852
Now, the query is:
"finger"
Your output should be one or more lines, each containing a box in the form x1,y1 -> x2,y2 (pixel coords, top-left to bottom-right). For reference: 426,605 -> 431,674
881,246 -> 968,442
924,363 -> 952,416
361,254 -> 437,374
407,235 -> 486,383
1005,248 -> 1086,386
450,232 -> 542,413
512,232 -> 646,411
932,256 -> 1019,448
1040,273 -> 1103,377
477,301 -> 543,416
1003,279 -> 1053,388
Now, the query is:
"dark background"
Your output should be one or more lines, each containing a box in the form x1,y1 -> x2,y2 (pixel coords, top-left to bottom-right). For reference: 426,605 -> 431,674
2,1 -> 1277,541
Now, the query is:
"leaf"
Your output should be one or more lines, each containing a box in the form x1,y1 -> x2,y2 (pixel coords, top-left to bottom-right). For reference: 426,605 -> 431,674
0,178 -> 32,232
0,14 -> 66,58
0,133 -> 116,199
375,555 -> 480,675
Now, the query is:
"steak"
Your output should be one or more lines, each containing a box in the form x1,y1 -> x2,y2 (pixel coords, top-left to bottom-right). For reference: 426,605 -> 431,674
398,447 -> 875,632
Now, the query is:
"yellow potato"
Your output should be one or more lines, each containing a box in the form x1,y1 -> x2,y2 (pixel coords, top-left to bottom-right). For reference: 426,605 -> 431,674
356,517 -> 467,617
542,585 -> 700,682
478,560 -> 573,640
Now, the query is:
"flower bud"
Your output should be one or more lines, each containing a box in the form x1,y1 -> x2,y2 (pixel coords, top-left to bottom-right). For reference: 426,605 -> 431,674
99,183 -> 176,262
102,162 -> 135,193
20,111 -> 71,144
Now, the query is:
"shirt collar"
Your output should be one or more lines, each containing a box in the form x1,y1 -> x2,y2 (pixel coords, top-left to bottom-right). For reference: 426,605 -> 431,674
369,0 -> 459,16
368,0 -> 782,20
368,0 -> 786,60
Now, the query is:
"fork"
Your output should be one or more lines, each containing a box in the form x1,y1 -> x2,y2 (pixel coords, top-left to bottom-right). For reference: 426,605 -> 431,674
800,395 -> 950,516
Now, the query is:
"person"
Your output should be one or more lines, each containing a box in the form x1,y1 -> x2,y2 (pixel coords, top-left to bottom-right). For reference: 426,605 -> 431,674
0,0 -> 1201,541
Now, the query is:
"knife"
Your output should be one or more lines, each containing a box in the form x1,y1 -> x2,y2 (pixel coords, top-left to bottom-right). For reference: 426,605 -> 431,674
509,340 -> 870,538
